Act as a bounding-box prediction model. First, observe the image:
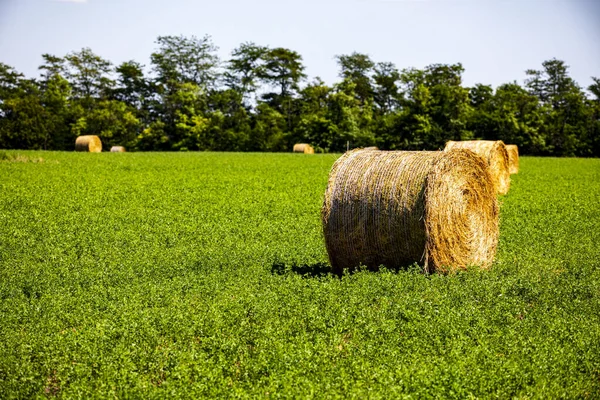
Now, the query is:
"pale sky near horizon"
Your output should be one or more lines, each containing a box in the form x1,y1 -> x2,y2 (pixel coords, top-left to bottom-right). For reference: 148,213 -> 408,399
0,0 -> 598,91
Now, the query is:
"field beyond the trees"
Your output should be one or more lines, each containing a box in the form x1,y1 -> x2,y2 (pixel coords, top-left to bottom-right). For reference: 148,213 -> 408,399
1,151 -> 599,398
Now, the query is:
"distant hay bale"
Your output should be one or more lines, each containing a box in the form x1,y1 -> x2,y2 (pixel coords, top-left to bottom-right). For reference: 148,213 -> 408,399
322,149 -> 499,274
444,140 -> 510,195
75,135 -> 102,153
505,145 -> 519,174
110,146 -> 126,153
293,143 -> 315,154
363,146 -> 379,150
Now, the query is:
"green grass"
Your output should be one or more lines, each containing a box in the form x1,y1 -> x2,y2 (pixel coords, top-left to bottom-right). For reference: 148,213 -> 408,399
1,151 -> 599,398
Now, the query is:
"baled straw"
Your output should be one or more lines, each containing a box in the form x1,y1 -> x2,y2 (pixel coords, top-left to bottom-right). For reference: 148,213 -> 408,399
322,149 -> 499,274
75,135 -> 102,153
110,146 -> 126,153
444,140 -> 510,194
293,143 -> 315,154
505,145 -> 519,174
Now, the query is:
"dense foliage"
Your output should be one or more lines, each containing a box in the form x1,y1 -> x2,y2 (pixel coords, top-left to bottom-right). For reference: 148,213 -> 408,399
1,35 -> 600,155
0,151 -> 599,397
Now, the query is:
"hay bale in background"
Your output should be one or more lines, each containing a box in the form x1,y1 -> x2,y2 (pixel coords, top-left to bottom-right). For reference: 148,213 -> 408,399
506,145 -> 519,174
293,143 -> 315,154
322,149 -> 499,274
75,135 -> 102,153
110,146 -> 126,153
444,140 -> 510,195
363,146 -> 379,150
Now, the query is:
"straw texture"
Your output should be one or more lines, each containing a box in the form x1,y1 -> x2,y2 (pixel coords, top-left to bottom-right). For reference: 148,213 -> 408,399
293,143 -> 315,154
506,145 -> 519,174
444,140 -> 510,194
322,149 -> 499,274
75,135 -> 102,153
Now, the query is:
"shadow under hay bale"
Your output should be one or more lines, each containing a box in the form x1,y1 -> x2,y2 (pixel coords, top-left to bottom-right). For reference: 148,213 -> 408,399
270,262 -> 333,278
444,140 -> 510,195
322,149 -> 499,274
75,135 -> 102,153
110,146 -> 126,153
293,143 -> 315,154
506,144 -> 519,174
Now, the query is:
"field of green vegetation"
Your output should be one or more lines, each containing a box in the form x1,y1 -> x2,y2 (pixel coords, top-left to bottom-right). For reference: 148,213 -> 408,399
1,150 -> 599,398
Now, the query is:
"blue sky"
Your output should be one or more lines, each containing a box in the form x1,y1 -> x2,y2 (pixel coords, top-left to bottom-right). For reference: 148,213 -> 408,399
0,0 -> 598,91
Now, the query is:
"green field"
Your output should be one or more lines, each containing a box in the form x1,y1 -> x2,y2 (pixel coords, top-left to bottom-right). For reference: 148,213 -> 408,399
1,151 -> 599,398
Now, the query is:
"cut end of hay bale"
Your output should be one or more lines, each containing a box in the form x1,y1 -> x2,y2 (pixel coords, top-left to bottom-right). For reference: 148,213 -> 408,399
293,143 -> 315,154
75,135 -> 102,153
444,140 -> 510,195
505,144 -> 519,174
322,149 -> 499,274
110,146 -> 126,153
424,150 -> 499,272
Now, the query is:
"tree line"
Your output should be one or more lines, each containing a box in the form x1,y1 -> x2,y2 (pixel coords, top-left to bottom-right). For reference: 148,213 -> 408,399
1,35 -> 599,156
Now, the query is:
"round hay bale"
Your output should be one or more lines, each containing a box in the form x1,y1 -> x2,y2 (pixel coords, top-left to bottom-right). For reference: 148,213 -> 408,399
75,135 -> 102,153
505,144 -> 519,174
293,143 -> 315,154
444,140 -> 510,195
363,146 -> 379,150
322,149 -> 499,274
110,146 -> 126,153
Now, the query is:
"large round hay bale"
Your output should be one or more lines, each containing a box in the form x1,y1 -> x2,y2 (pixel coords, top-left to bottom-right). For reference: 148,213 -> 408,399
505,144 -> 519,174
293,143 -> 315,154
444,140 -> 510,195
75,135 -> 102,153
322,149 -> 499,274
110,146 -> 126,153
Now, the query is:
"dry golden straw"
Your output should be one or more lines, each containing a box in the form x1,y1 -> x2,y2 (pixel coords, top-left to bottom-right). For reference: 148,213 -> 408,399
322,149 -> 499,274
110,146 -> 126,153
505,144 -> 519,174
75,135 -> 102,153
444,140 -> 510,194
293,143 -> 315,154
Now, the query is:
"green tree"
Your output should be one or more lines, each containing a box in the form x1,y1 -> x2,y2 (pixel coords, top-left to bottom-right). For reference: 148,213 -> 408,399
113,61 -> 149,109
0,62 -> 23,100
587,77 -> 600,156
422,63 -> 472,145
207,88 -> 252,151
63,48 -> 114,106
467,84 -> 496,141
40,73 -> 73,150
151,35 -> 219,89
491,83 -> 547,154
250,103 -> 287,151
373,61 -> 401,115
327,80 -> 375,151
294,78 -> 335,151
525,59 -> 589,156
136,120 -> 170,151
85,100 -> 141,150
38,54 -> 66,83
167,82 -> 210,151
0,65 -> 50,149
258,47 -> 306,133
335,52 -> 375,106
149,35 -> 221,149
384,80 -> 434,150
384,63 -> 471,150
225,42 -> 268,106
